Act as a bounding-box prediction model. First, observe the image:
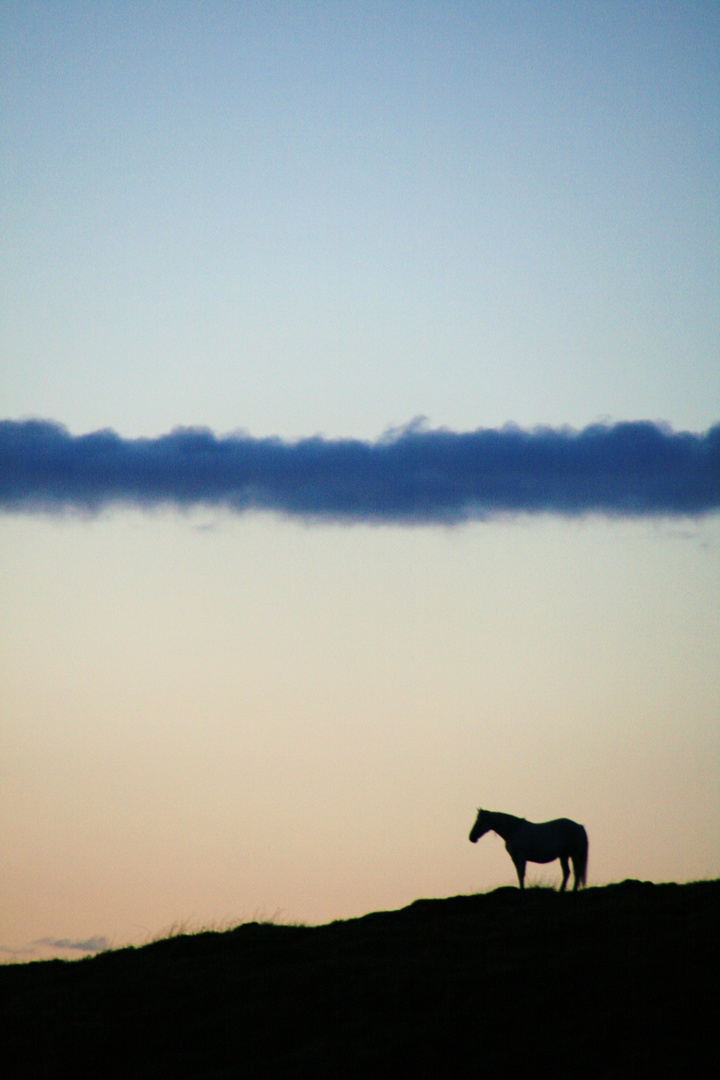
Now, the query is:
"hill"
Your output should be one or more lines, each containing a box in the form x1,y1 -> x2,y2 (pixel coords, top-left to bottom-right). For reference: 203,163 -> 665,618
2,880 -> 718,1078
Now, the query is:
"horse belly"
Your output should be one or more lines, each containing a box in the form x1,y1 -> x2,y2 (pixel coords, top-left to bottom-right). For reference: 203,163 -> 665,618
529,850 -> 560,864
517,824 -> 566,863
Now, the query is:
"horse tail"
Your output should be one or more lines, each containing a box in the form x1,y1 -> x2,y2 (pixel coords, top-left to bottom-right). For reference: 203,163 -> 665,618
577,827 -> 589,887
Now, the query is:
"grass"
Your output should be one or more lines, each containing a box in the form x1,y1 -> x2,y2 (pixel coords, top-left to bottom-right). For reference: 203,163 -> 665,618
1,879 -> 718,1078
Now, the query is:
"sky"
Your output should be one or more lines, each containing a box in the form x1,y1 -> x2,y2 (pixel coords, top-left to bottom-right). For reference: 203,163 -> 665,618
1,1 -> 718,960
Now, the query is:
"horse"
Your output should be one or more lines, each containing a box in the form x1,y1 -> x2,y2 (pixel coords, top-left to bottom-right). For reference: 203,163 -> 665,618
469,808 -> 588,891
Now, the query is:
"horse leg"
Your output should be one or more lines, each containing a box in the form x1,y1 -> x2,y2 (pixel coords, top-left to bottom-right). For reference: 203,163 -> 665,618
513,856 -> 526,890
559,855 -> 570,892
571,855 -> 580,891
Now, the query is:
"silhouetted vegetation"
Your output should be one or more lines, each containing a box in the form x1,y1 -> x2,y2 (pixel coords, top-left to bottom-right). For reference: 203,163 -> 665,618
2,880 -> 717,1078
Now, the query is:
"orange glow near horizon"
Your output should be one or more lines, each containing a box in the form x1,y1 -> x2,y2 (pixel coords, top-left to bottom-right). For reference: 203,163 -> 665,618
2,511 -> 718,960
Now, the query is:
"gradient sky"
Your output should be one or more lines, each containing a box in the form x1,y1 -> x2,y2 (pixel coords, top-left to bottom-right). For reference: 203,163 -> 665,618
1,1 -> 719,960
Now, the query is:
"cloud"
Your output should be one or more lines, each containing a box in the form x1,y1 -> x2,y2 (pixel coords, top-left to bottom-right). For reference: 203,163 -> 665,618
1,418 -> 718,522
34,936 -> 110,953
1,936 -> 110,961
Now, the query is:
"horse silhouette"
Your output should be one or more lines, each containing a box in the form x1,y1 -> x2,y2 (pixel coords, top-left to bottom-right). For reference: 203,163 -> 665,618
469,808 -> 588,890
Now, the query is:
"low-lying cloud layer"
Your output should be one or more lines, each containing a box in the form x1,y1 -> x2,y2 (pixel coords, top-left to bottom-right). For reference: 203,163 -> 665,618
1,419 -> 718,522
34,935 -> 110,953
1,935 -> 110,961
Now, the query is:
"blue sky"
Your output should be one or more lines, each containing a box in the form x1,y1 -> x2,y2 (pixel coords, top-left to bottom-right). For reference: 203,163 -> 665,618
3,0 -> 718,436
1,2 -> 718,960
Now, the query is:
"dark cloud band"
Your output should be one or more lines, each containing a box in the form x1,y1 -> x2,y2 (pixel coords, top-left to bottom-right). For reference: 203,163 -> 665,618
1,419 -> 718,522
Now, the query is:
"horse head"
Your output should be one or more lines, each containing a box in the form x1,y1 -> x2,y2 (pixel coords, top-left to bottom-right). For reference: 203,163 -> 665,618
469,807 -> 491,843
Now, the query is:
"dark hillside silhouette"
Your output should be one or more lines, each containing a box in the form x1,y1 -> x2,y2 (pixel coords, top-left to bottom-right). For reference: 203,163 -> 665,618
2,881 -> 718,1078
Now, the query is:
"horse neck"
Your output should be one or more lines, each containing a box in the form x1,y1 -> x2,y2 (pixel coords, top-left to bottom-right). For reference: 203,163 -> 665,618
486,811 -> 525,841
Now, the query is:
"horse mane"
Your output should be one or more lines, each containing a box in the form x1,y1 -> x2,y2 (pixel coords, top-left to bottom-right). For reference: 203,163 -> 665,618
490,811 -> 526,829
